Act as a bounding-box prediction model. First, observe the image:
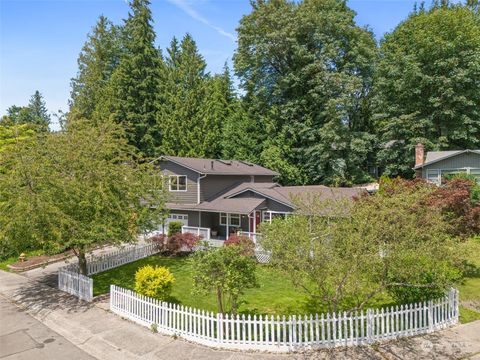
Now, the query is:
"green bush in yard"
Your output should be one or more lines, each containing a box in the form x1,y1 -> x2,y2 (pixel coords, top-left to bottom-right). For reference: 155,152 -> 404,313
168,221 -> 183,236
134,265 -> 175,300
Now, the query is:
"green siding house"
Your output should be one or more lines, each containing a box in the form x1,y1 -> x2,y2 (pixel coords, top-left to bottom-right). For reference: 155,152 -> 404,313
414,144 -> 480,185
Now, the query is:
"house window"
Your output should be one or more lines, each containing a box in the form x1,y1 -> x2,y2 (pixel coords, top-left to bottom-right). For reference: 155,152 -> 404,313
426,169 -> 440,185
169,175 -> 187,191
262,211 -> 289,224
220,213 -> 240,227
470,169 -> 480,184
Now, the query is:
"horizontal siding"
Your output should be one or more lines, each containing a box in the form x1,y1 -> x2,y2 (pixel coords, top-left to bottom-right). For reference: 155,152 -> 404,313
253,175 -> 275,183
159,161 -> 198,204
422,153 -> 480,177
200,175 -> 251,201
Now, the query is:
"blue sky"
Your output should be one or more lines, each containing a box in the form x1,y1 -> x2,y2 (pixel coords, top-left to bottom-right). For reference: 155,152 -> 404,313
0,0 -> 420,128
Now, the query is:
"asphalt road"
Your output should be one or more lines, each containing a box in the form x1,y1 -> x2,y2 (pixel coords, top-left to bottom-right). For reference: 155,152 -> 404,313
0,295 -> 95,359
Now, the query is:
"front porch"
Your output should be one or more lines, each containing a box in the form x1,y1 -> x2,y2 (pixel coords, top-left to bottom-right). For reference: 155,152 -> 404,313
178,210 -> 290,244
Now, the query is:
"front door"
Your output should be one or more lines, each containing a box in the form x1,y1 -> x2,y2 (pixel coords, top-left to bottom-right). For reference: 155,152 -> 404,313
249,211 -> 261,233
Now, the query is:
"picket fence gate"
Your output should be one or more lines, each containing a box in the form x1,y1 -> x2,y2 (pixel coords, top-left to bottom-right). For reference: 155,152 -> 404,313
110,285 -> 459,352
58,243 -> 161,301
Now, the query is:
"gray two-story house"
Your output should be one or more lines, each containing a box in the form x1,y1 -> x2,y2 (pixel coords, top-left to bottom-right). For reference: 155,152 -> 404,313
414,144 -> 480,185
156,156 -> 363,241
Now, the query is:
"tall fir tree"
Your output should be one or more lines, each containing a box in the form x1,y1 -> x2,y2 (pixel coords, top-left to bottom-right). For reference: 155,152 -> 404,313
106,0 -> 162,157
374,1 -> 480,177
234,0 -> 377,185
159,34 -> 229,158
1,91 -> 50,132
69,16 -> 122,124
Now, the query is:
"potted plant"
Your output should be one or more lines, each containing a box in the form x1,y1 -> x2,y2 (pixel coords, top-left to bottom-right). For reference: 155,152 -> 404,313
211,227 -> 218,237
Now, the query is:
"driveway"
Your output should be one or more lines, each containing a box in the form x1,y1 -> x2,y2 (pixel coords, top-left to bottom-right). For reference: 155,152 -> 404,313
1,268 -> 479,360
0,295 -> 94,359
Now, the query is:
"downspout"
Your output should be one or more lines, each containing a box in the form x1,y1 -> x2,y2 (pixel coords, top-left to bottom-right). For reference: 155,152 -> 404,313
197,173 -> 206,204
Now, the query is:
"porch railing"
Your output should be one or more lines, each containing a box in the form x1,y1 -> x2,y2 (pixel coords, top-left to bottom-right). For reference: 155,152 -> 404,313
238,231 -> 262,244
182,226 -> 211,240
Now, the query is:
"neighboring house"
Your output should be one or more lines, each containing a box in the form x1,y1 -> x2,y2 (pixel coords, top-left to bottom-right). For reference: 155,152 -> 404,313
414,143 -> 480,185
155,155 -> 363,240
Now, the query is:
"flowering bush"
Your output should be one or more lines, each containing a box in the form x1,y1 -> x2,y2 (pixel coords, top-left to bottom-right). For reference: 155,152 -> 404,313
134,265 -> 175,300
166,232 -> 202,255
224,234 -> 255,256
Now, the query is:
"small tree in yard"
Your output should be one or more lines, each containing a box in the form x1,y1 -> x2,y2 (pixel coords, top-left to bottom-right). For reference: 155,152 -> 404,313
191,245 -> 258,314
224,234 -> 255,256
261,182 -> 465,312
0,120 -> 166,274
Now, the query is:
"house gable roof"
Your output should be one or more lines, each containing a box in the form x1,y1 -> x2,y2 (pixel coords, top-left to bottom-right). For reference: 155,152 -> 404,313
414,149 -> 480,169
157,155 -> 279,176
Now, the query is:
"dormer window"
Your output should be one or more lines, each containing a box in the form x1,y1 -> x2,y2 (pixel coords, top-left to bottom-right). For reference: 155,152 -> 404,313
169,175 -> 187,191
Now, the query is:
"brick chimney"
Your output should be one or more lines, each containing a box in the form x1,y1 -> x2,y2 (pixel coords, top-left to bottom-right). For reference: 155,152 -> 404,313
415,143 -> 425,168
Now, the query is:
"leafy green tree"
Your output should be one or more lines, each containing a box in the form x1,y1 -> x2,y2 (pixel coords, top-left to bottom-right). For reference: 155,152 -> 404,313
0,120 -> 166,274
261,183 -> 463,312
191,245 -> 258,314
234,0 -> 377,185
106,0 -> 162,157
69,15 -> 122,124
374,2 -> 480,177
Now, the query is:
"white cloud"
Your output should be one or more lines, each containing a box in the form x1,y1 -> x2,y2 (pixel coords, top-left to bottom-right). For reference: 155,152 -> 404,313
166,0 -> 236,42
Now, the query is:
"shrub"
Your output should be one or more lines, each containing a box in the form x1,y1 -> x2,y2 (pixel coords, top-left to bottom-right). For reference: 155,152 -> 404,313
224,235 -> 255,256
149,234 -> 167,250
134,265 -> 175,300
426,178 -> 480,237
166,232 -> 201,255
168,221 -> 183,236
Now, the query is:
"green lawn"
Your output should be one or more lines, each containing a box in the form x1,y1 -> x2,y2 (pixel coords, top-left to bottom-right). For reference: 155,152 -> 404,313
93,237 -> 480,320
457,237 -> 480,323
93,255 -> 313,315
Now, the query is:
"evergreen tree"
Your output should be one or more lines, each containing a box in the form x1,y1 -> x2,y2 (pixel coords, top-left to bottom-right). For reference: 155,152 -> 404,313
234,0 -> 377,185
159,34 -> 229,158
28,91 -> 51,131
374,2 -> 480,177
69,15 -> 122,124
1,91 -> 50,131
107,0 -> 162,157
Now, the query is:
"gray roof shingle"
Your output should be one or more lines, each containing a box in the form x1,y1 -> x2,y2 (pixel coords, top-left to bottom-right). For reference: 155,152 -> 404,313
159,156 -> 279,176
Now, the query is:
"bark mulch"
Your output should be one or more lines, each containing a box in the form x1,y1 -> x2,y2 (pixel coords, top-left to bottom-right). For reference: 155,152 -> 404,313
7,250 -> 74,272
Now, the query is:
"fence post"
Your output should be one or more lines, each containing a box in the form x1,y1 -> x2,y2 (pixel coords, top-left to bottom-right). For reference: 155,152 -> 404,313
217,313 -> 223,344
427,300 -> 434,332
366,309 -> 373,344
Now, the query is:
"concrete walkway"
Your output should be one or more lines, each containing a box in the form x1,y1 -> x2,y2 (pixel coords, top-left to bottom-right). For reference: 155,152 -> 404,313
0,270 -> 479,360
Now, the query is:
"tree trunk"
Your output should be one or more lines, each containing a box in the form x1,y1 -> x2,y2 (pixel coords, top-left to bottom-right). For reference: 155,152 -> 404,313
77,251 -> 88,276
231,296 -> 238,315
216,287 -> 224,314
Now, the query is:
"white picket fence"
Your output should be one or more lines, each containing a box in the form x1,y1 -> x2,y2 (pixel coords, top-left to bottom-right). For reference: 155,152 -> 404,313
58,268 -> 93,301
110,285 -> 458,352
58,243 -> 161,302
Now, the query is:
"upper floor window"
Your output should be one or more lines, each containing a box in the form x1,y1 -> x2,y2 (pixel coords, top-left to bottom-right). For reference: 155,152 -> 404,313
169,175 -> 187,192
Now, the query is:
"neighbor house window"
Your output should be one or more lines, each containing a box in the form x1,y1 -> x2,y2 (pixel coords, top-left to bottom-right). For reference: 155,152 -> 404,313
426,169 -> 440,185
470,169 -> 480,184
169,175 -> 187,191
220,213 -> 240,226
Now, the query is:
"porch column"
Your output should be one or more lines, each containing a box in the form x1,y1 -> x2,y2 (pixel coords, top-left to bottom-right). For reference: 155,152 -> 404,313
226,213 -> 229,240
